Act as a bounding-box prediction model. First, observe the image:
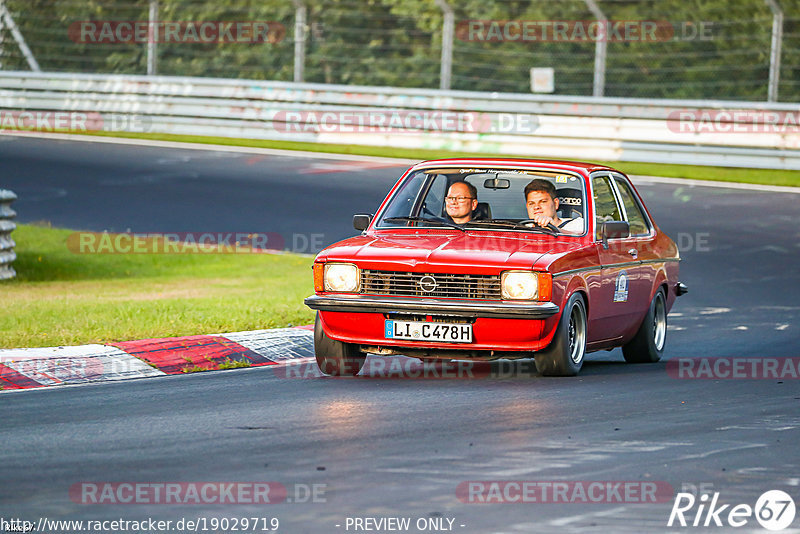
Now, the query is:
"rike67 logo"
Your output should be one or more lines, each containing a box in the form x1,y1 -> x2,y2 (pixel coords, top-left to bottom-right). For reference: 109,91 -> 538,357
668,490 -> 796,530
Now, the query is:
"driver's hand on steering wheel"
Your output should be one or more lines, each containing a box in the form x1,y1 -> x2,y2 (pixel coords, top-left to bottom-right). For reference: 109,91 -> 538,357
530,214 -> 555,227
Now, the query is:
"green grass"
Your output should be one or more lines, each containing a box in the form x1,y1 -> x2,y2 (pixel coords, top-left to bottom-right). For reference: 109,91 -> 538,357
1,223 -> 316,349
181,365 -> 211,373
84,130 -> 800,187
217,357 -> 253,370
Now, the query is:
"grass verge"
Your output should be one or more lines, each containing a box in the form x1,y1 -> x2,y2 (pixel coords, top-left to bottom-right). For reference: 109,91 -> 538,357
1,223 -> 316,348
84,131 -> 800,187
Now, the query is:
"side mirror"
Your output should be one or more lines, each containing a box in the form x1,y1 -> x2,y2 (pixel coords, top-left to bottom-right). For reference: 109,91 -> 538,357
601,221 -> 630,249
353,213 -> 373,231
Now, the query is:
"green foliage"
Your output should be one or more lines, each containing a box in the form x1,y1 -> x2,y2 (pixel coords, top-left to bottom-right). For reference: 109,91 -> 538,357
1,0 -> 798,99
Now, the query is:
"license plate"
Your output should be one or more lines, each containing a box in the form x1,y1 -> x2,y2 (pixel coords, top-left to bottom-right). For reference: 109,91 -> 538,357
384,320 -> 472,343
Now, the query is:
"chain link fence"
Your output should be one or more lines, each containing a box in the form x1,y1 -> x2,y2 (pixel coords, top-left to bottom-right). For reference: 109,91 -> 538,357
0,0 -> 798,102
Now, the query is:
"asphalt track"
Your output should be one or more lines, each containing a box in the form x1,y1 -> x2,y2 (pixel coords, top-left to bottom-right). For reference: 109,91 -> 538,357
0,135 -> 403,254
2,135 -> 800,533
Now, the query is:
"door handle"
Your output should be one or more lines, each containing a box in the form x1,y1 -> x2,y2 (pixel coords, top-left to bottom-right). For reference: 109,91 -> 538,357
628,248 -> 638,258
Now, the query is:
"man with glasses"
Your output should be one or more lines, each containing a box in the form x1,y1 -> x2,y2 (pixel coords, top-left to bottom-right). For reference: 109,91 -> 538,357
444,181 -> 478,224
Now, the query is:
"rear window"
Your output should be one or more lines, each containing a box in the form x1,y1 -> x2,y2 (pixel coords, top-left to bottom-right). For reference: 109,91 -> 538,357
614,178 -> 651,235
591,176 -> 622,239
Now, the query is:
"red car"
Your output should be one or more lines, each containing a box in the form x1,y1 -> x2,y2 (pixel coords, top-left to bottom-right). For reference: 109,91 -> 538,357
305,158 -> 687,376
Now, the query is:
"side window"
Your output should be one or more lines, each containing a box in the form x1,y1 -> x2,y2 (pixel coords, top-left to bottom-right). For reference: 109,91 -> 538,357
614,178 -> 650,235
421,175 -> 448,218
377,171 -> 428,224
592,176 -> 621,240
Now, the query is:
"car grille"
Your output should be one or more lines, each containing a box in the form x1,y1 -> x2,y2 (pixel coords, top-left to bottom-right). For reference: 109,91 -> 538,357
360,269 -> 501,300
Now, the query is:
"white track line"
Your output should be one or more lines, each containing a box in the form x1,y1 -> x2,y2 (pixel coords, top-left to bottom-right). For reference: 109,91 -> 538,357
5,131 -> 798,193
632,174 -> 800,194
2,131 -> 417,165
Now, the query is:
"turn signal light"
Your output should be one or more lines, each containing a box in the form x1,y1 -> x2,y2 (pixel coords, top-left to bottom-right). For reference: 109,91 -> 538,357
313,263 -> 324,292
537,272 -> 553,302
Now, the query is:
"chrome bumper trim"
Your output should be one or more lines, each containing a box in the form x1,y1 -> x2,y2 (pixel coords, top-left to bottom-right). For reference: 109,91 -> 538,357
304,294 -> 559,319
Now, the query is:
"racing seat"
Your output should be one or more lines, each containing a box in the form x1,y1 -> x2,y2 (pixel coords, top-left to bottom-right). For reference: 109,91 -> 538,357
557,188 -> 583,219
472,202 -> 492,220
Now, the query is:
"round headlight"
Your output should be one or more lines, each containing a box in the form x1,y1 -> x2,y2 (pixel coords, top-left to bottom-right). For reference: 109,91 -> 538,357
324,263 -> 360,292
501,271 -> 537,300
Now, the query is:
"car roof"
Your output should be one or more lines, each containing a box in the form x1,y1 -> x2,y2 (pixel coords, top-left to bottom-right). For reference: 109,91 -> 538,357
411,157 -> 617,175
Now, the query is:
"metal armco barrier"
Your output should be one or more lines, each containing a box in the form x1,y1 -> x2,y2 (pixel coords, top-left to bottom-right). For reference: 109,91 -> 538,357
0,71 -> 798,169
0,189 -> 17,280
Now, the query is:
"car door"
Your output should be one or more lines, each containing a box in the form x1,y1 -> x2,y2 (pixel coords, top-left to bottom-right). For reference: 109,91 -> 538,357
589,173 -> 648,342
610,173 -> 657,321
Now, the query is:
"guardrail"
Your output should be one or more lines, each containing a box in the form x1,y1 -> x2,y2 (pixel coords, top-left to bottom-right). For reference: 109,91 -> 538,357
0,71 -> 798,169
0,190 -> 17,281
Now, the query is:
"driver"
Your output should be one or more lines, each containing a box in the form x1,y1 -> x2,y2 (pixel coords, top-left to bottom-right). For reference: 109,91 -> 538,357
445,181 -> 478,224
524,179 -> 584,234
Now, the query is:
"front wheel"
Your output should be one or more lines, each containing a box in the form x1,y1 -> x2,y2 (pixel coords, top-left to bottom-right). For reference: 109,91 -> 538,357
314,313 -> 366,376
535,293 -> 587,376
622,288 -> 667,363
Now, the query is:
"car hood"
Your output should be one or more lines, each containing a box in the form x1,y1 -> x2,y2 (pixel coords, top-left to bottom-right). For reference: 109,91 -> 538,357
317,231 -> 588,274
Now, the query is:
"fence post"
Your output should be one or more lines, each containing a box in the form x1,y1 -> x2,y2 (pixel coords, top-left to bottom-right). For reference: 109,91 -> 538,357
147,0 -> 158,76
0,1 -> 40,71
435,0 -> 454,91
293,0 -> 307,83
584,0 -> 607,97
0,189 -> 17,280
0,0 -> 4,70
765,0 -> 783,102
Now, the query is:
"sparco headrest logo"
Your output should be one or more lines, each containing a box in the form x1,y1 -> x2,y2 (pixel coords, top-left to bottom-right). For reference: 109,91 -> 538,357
668,490 -> 796,530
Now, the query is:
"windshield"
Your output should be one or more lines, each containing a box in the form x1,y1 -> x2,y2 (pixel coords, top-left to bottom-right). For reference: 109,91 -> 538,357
375,167 -> 587,235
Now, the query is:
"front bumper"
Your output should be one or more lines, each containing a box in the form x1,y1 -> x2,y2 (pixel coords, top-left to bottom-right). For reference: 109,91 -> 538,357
304,294 -> 559,319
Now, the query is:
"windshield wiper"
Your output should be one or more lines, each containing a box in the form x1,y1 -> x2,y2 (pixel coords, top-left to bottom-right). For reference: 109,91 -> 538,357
463,220 -> 519,229
383,216 -> 466,232
465,219 -> 559,235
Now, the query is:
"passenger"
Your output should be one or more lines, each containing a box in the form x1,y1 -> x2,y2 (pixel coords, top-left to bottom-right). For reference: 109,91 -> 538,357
445,181 -> 478,224
524,179 -> 584,234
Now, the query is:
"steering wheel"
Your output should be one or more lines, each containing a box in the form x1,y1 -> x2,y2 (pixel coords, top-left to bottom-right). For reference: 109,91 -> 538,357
519,219 -> 560,233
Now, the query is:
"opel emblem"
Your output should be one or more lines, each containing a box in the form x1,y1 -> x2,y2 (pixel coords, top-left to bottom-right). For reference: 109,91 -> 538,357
419,275 -> 438,292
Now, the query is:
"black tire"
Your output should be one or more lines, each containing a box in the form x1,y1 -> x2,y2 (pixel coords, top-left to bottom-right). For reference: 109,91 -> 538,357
622,288 -> 667,363
314,313 -> 366,376
535,293 -> 587,377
